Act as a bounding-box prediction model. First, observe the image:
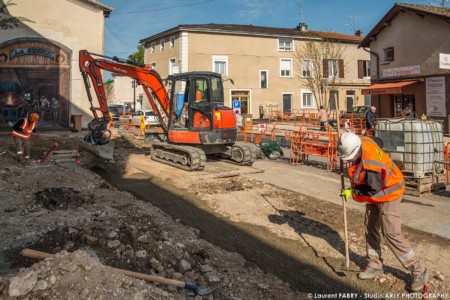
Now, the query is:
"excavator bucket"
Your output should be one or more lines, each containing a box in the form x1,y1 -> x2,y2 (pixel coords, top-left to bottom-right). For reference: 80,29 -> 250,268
77,140 -> 115,161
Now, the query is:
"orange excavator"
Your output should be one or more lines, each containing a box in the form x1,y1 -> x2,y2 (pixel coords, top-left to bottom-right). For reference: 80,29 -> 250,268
78,50 -> 256,170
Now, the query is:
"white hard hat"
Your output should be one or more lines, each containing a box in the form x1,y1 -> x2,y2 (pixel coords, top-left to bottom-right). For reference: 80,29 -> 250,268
338,132 -> 361,161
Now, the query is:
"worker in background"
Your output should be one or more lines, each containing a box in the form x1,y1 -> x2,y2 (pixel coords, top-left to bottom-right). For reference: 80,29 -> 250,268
365,106 -> 376,135
318,105 -> 328,131
338,132 -> 428,292
195,82 -> 202,103
12,113 -> 39,162
179,102 -> 189,127
402,103 -> 416,118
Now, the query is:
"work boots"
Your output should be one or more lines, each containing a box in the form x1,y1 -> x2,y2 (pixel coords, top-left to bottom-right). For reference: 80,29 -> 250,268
358,266 -> 384,280
411,268 -> 429,292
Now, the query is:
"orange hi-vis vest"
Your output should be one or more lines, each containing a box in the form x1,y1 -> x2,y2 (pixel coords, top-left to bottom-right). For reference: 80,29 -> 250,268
347,136 -> 405,203
12,118 -> 35,141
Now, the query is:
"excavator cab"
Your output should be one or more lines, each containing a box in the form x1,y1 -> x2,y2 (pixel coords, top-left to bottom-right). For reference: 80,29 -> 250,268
165,72 -> 238,147
169,74 -> 222,130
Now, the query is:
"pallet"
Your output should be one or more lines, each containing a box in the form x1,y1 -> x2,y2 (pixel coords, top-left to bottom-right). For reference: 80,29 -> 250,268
404,173 -> 447,197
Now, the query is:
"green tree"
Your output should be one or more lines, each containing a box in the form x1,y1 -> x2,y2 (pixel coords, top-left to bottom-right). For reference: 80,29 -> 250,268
128,45 -> 144,64
104,79 -> 114,103
0,0 -> 34,30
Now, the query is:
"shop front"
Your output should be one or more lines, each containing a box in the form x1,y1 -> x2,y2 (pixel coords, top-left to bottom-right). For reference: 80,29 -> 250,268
0,38 -> 71,126
361,81 -> 422,119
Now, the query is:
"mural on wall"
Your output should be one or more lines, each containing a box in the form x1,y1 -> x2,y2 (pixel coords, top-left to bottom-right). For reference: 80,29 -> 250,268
0,39 -> 70,125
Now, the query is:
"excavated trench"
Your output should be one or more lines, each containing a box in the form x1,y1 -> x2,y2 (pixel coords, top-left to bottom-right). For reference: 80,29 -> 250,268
88,166 -> 380,295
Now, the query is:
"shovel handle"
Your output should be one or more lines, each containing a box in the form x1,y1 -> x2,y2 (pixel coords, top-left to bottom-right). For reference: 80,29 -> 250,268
339,160 -> 350,270
21,248 -> 186,288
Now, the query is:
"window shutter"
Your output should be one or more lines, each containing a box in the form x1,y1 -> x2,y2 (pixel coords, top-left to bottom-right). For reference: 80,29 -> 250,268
338,59 -> 344,78
357,60 -> 364,79
323,59 -> 328,78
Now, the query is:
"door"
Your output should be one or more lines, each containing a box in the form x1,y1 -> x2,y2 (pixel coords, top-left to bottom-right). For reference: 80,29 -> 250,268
231,91 -> 250,115
346,91 -> 354,111
283,94 -> 292,114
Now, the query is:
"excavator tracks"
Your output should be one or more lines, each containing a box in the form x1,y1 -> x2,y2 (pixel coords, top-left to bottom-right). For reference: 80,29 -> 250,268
227,143 -> 257,166
150,143 -> 206,171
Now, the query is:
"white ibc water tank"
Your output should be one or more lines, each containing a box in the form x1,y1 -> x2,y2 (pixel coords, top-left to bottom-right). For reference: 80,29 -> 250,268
375,118 -> 444,178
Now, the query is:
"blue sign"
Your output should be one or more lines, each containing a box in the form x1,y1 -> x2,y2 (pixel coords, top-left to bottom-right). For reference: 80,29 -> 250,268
232,99 -> 241,109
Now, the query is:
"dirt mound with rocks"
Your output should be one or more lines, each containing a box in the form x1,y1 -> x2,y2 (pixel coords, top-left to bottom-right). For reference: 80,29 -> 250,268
2,250 -> 173,300
35,187 -> 95,211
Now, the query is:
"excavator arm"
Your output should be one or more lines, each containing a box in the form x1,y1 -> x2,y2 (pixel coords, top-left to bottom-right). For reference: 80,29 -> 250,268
79,50 -> 171,137
78,50 -> 173,160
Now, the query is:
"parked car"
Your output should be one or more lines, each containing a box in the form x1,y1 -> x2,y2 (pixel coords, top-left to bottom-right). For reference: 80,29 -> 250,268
131,109 -> 159,126
328,106 -> 371,128
108,104 -> 126,118
341,105 -> 371,119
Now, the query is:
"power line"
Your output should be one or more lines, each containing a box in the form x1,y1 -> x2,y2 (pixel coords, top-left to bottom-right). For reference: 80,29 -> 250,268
105,23 -> 135,49
113,0 -> 216,15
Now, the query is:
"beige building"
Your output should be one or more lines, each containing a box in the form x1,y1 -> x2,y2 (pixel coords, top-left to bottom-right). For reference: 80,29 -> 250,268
360,3 -> 450,131
0,0 -> 112,128
140,24 -> 371,119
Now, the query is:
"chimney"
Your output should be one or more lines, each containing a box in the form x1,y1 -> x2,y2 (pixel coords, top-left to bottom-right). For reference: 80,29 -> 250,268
296,23 -> 308,32
355,29 -> 363,37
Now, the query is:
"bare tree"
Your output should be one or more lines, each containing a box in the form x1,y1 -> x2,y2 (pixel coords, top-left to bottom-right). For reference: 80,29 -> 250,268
0,0 -> 34,30
295,34 -> 349,134
295,36 -> 349,109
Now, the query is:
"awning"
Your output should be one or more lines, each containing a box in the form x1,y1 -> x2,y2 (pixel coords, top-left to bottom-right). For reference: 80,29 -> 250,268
361,81 -> 418,95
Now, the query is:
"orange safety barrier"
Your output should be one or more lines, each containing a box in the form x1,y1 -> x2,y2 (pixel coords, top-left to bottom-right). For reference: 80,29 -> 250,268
242,123 -> 278,143
290,129 -> 339,171
444,142 -> 450,185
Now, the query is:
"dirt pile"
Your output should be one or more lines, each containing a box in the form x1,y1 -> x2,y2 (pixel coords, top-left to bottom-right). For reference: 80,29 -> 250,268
2,250 -> 173,300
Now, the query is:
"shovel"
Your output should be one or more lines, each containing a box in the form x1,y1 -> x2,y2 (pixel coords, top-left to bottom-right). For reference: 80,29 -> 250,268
339,159 -> 350,270
21,248 -> 221,296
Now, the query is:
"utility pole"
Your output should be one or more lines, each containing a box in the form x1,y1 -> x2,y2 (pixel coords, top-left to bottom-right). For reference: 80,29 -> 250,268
132,79 -> 136,111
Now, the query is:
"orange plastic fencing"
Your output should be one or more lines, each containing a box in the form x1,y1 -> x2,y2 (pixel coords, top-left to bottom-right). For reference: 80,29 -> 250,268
290,129 -> 339,171
268,109 -> 324,127
241,123 -> 278,143
444,142 -> 450,185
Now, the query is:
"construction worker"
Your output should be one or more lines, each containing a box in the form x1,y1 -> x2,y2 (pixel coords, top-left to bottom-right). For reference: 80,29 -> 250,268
195,82 -> 202,103
338,132 -> 428,292
12,113 -> 39,162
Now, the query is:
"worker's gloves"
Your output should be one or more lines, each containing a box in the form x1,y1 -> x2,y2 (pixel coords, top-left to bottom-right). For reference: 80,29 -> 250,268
340,188 -> 353,201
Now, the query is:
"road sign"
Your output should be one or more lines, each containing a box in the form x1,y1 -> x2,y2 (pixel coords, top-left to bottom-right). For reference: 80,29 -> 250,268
234,109 -> 241,115
232,99 -> 241,109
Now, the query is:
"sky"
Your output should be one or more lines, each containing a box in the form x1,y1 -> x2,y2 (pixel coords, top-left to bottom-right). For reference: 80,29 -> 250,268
101,0 -> 446,58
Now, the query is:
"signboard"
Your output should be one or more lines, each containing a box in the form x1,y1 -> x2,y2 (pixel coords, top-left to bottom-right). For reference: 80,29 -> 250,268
439,53 -> 450,70
382,65 -> 420,78
426,76 -> 446,117
10,47 -> 55,59
232,99 -> 241,115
